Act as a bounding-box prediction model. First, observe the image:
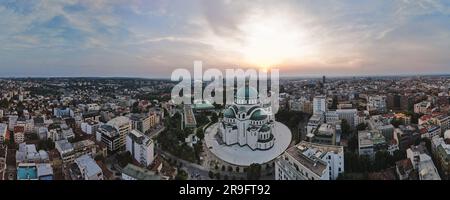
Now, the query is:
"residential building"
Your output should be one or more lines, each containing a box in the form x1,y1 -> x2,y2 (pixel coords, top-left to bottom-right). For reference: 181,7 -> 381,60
368,115 -> 395,140
358,130 -> 386,158
129,113 -> 152,134
96,124 -> 121,152
431,137 -> 450,179
367,95 -> 387,113
0,123 -> 8,143
14,131 -> 25,144
81,119 -> 100,135
394,125 -> 421,151
107,116 -> 131,151
54,107 -> 74,118
275,141 -> 344,180
55,139 -> 75,163
72,154 -> 103,180
126,130 -> 155,167
15,143 -> 49,164
414,101 -> 432,114
313,95 -> 327,115
121,164 -> 162,180
336,109 -> 358,128
56,139 -> 99,164
308,123 -> 340,145
406,143 -> 441,180
432,115 -> 450,133
395,159 -> 417,180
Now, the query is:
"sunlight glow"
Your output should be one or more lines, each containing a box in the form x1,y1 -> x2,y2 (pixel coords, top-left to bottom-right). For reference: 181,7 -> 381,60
239,14 -> 309,68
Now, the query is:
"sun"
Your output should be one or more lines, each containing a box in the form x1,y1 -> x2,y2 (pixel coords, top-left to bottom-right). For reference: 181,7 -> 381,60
239,14 -> 309,68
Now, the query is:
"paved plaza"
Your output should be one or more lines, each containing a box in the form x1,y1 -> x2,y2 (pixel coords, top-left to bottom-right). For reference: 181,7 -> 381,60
205,122 -> 292,166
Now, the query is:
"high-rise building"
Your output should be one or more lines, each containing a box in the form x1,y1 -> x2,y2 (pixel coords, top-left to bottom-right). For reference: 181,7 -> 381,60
313,96 -> 327,115
96,124 -> 121,152
107,116 -> 131,151
126,130 -> 154,167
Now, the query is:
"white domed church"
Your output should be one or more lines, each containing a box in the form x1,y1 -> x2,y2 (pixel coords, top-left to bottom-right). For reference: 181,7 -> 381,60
218,86 -> 275,150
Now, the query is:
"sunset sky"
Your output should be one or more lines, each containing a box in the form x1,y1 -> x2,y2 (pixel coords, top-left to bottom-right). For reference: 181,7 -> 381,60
0,0 -> 449,77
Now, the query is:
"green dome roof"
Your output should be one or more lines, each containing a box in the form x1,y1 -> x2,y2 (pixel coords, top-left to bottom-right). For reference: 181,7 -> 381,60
236,87 -> 258,100
250,109 -> 267,120
224,107 -> 236,118
259,124 -> 271,132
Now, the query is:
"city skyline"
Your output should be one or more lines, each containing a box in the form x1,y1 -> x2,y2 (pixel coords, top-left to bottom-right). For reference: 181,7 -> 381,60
1,0 -> 449,77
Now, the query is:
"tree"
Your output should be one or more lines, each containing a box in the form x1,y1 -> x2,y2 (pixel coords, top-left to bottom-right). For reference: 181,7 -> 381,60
211,113 -> 219,123
330,96 -> 338,110
341,119 -> 351,136
0,99 -> 10,109
94,154 -> 104,161
208,171 -> 214,179
356,123 -> 368,131
247,163 -> 261,180
373,151 -> 391,171
215,173 -> 221,180
196,128 -> 205,140
38,139 -> 55,151
390,118 -> 403,128
117,151 -> 133,168
175,170 -> 188,180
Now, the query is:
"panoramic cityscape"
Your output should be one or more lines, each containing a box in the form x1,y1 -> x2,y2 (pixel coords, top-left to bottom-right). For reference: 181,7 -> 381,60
1,0 -> 450,182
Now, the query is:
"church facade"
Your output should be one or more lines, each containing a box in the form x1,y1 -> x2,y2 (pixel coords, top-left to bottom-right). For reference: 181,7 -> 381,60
218,87 -> 275,150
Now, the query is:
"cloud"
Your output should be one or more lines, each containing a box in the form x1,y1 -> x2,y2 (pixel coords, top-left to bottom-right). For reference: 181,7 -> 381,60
0,0 -> 449,77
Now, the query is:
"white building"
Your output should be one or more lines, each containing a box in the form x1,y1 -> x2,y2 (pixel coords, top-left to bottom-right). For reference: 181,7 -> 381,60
15,143 -> 49,164
0,123 -> 7,143
219,87 -> 275,151
275,141 -> 344,180
406,144 -> 440,180
432,115 -> 449,133
53,108 -> 74,118
367,95 -> 387,113
336,109 -> 358,128
126,130 -> 154,167
74,154 -> 104,180
307,114 -> 324,136
414,101 -> 431,114
81,119 -> 100,135
107,116 -> 131,151
55,139 -> 75,163
313,96 -> 327,115
325,111 -> 339,124
8,115 -> 18,131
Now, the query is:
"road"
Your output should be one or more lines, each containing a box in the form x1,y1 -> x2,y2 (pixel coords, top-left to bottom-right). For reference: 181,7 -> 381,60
156,148 -> 211,180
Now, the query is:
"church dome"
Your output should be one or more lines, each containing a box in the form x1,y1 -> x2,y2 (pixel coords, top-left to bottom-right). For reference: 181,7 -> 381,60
250,109 -> 267,121
223,107 -> 236,118
259,124 -> 271,132
236,87 -> 258,100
